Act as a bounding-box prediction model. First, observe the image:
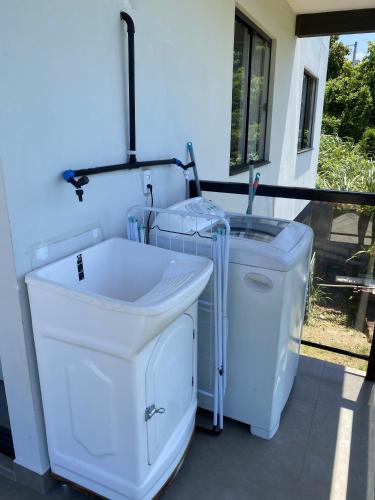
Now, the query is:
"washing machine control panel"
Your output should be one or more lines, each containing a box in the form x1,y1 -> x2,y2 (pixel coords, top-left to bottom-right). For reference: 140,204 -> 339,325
184,199 -> 225,219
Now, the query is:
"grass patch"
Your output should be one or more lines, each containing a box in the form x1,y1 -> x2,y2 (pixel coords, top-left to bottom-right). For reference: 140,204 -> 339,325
302,304 -> 370,372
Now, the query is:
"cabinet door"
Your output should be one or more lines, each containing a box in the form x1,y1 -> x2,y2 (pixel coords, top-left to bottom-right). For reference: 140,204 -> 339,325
146,314 -> 195,465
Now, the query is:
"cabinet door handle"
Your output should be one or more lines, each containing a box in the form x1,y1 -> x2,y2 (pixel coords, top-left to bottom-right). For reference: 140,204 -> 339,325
145,405 -> 166,422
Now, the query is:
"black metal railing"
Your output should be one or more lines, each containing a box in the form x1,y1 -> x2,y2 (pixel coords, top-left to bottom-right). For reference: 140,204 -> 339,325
190,180 -> 375,382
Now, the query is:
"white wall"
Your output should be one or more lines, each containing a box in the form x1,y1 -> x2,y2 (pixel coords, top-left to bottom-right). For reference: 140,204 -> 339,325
0,0 -> 328,474
204,0 -> 329,217
0,163 -> 49,473
274,35 -> 329,220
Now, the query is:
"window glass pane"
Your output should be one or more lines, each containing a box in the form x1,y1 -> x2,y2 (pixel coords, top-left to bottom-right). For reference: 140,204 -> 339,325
304,77 -> 316,148
298,73 -> 316,150
230,21 -> 250,166
298,74 -> 308,150
247,35 -> 270,161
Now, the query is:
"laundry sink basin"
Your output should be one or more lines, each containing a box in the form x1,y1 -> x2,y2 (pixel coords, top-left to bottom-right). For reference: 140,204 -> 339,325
26,237 -> 213,356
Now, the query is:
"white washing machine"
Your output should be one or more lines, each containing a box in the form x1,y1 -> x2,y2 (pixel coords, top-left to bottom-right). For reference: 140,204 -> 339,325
155,197 -> 313,439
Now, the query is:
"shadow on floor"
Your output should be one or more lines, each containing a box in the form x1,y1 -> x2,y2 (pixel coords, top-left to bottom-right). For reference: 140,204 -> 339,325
163,355 -> 375,500
0,382 -> 14,459
0,356 -> 373,499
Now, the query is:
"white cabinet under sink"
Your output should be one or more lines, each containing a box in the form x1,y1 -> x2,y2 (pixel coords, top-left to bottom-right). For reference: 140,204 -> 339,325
26,238 -> 212,500
146,313 -> 195,466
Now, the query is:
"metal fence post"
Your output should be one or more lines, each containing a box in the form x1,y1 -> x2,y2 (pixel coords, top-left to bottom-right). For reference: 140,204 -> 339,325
366,327 -> 375,382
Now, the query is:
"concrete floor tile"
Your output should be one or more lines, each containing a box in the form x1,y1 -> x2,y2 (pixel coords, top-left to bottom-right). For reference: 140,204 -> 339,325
298,355 -> 325,379
0,357 -> 372,500
293,452 -> 336,500
296,393 -> 375,500
164,399 -> 314,500
322,360 -> 347,382
317,364 -> 372,411
291,372 -> 321,405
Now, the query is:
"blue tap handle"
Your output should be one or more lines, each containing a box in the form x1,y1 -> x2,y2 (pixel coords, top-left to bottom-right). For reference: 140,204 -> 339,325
63,170 -> 76,182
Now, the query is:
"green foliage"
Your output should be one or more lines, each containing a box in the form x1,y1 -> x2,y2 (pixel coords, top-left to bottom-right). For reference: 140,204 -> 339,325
305,253 -> 331,325
324,61 -> 373,141
323,38 -> 375,143
318,134 -> 375,217
327,35 -> 350,80
361,42 -> 375,126
360,127 -> 375,157
322,114 -> 341,135
319,41 -> 375,265
317,134 -> 371,191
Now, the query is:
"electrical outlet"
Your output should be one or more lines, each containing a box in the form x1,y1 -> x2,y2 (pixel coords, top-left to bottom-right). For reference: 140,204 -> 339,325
142,170 -> 152,194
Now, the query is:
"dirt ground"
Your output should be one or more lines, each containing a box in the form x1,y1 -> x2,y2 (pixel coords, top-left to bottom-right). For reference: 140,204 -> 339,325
301,304 -> 370,372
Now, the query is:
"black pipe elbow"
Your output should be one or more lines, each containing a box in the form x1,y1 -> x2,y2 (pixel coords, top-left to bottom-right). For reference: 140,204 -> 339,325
120,12 -> 135,33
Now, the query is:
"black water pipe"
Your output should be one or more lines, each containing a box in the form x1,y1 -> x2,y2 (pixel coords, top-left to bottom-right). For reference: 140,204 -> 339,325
72,158 -> 195,178
120,11 -> 136,163
63,12 -> 197,201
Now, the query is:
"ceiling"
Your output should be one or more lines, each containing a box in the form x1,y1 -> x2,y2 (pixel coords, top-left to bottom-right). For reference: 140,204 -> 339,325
287,0 -> 375,14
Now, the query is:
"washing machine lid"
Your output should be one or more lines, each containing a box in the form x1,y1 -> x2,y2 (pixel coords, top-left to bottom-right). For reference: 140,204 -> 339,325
222,214 -> 313,271
161,198 -> 313,272
226,215 -> 289,242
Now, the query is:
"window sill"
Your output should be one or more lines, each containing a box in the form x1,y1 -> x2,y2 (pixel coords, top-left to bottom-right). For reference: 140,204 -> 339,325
297,147 -> 314,155
230,160 -> 270,177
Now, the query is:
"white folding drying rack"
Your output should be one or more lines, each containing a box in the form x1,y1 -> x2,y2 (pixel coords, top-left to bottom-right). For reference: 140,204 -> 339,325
126,205 -> 230,430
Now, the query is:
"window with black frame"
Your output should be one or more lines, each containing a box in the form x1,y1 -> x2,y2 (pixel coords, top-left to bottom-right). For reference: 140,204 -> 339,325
230,14 -> 271,175
298,71 -> 317,151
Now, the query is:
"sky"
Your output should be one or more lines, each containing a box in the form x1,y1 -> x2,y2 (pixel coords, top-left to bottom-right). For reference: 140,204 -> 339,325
340,33 -> 375,62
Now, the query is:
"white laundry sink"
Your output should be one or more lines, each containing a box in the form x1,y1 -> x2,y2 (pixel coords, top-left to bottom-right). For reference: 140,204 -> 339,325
26,237 -> 213,356
26,237 -> 213,499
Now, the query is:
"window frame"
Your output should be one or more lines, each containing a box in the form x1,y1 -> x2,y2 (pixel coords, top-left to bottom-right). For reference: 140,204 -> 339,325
230,11 -> 272,176
297,70 -> 318,153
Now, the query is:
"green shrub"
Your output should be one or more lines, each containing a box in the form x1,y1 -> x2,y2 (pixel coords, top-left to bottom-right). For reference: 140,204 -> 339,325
324,62 -> 373,142
322,114 -> 341,135
317,134 -> 372,191
360,128 -> 375,157
318,134 -> 375,218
